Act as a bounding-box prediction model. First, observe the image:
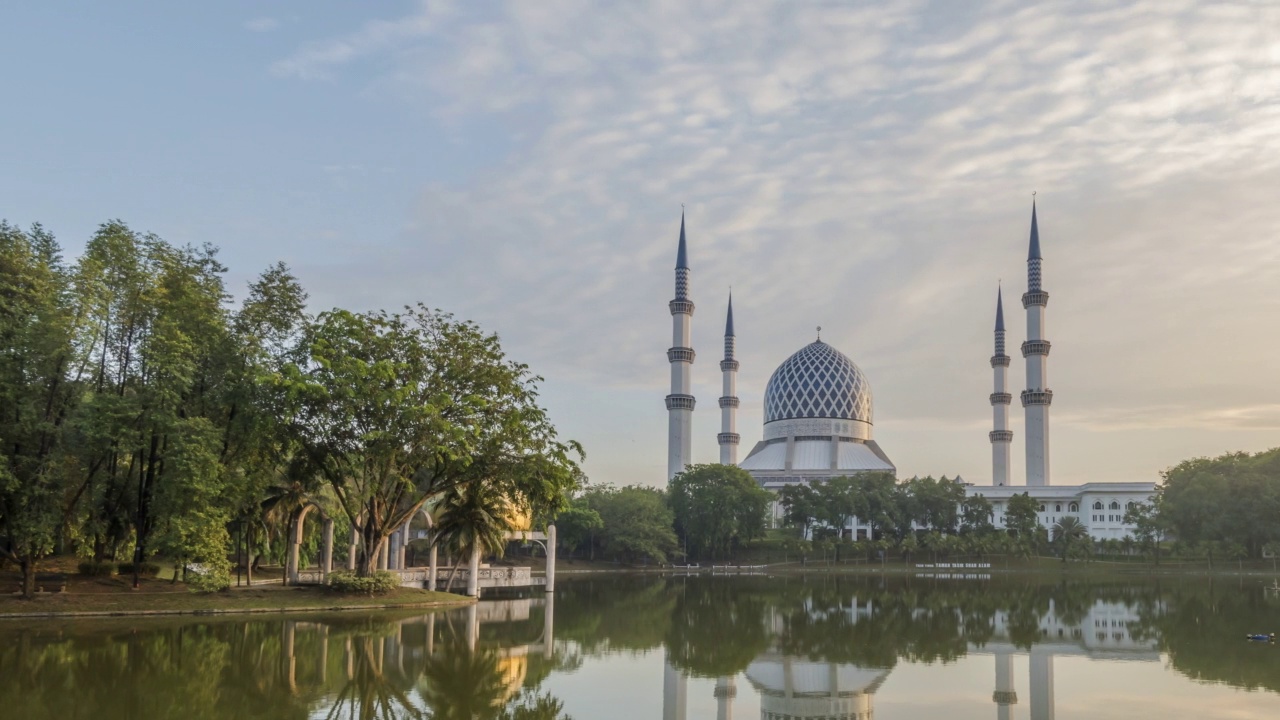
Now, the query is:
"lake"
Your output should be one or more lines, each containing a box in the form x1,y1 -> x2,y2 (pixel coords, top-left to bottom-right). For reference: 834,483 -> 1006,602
4,574 -> 1280,718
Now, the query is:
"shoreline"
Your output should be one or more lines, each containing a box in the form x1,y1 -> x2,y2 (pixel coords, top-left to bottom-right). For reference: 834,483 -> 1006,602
0,586 -> 475,621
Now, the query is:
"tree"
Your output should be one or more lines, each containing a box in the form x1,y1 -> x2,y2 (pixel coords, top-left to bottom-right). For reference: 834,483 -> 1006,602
1124,501 -> 1164,564
275,306 -> 582,576
435,480 -> 516,591
960,494 -> 995,535
815,476 -> 858,538
668,464 -> 771,560
777,483 -> 821,537
851,472 -> 905,540
899,533 -> 919,565
904,475 -> 965,534
1051,516 -> 1089,563
1005,493 -> 1039,539
0,223 -> 78,597
553,502 -> 603,558
588,486 -> 678,563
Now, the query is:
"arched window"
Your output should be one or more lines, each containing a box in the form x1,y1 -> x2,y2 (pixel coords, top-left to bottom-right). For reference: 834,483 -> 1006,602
1038,504 -> 1046,512
1069,502 -> 1079,512
1055,503 -> 1062,512
1109,501 -> 1120,510
1126,501 -> 1135,510
1093,501 -> 1103,510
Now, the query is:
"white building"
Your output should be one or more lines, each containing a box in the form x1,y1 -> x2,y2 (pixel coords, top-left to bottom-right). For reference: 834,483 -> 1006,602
662,203 -> 1156,541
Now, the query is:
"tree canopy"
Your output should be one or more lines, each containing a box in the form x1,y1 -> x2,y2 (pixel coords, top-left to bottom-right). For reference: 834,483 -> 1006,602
668,464 -> 772,560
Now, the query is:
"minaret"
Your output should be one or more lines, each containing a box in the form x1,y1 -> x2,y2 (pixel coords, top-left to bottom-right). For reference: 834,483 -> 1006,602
990,286 -> 1013,485
1030,653 -> 1055,720
715,676 -> 736,720
718,292 -> 740,465
993,650 -> 1017,720
1021,199 -> 1052,486
666,212 -> 696,481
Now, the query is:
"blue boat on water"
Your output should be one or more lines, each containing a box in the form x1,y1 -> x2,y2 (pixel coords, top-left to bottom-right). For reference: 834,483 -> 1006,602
1245,634 -> 1274,642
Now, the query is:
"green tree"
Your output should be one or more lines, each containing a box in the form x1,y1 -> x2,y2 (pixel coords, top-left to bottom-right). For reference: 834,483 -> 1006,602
589,485 -> 678,563
851,472 -> 905,540
435,480 -> 516,591
0,223 -> 78,597
66,222 -> 235,587
1123,501 -> 1164,564
904,475 -> 965,533
898,533 -> 919,564
777,483 -> 821,537
1051,516 -> 1089,564
553,502 -> 603,559
1005,493 -> 1039,539
815,476 -> 858,538
668,464 -> 771,560
276,306 -> 582,576
960,494 -> 995,535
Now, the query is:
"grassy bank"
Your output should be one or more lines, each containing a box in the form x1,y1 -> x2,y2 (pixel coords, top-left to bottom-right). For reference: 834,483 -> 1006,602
0,557 -> 472,619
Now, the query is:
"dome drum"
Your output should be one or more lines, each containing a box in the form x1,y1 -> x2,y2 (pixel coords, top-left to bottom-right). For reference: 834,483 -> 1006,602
763,417 -> 871,442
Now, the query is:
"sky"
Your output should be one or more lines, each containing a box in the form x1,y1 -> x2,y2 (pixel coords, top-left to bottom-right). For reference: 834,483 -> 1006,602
4,1 -> 1280,489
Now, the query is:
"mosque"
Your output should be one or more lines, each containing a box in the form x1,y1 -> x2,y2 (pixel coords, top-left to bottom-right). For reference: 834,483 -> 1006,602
663,203 -> 1156,541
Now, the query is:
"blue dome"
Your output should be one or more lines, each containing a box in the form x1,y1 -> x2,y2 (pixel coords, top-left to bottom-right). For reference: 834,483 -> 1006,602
763,341 -> 873,425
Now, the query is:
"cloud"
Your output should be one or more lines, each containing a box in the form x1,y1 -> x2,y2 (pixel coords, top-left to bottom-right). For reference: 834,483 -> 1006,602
275,1 -> 1280,485
245,17 -> 280,33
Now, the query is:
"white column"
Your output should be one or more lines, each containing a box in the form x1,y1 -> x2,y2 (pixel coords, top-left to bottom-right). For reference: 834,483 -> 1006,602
398,522 -> 410,569
663,652 -> 688,720
321,519 -> 334,578
466,544 -> 481,598
388,531 -> 401,571
427,538 -> 438,591
347,528 -> 359,571
1030,653 -> 1055,720
542,592 -> 555,660
545,524 -> 557,593
715,676 -> 736,720
994,650 -> 1017,720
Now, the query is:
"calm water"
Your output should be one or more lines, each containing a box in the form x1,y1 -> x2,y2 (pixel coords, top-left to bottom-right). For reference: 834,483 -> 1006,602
4,575 -> 1280,719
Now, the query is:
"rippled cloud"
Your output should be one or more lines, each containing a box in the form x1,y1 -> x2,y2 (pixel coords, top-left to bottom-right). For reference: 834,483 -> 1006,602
274,0 -> 1280,484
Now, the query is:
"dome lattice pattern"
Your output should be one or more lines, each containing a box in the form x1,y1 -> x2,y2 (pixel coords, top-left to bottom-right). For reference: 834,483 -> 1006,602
763,341 -> 873,424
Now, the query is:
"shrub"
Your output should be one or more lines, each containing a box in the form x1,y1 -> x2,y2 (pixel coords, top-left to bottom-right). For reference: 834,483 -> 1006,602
77,561 -> 116,576
328,570 -> 400,595
118,562 -> 161,577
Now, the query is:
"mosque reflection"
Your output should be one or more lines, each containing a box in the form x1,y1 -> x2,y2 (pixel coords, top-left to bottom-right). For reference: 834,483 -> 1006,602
3,576 -> 1279,719
658,585 -> 1158,720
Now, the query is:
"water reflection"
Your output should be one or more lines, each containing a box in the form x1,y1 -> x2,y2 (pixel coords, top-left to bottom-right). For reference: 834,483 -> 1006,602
3,576 -> 1280,718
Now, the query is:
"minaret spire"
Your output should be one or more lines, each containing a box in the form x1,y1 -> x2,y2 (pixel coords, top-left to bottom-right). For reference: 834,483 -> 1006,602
989,285 -> 1013,486
718,291 -> 740,465
1021,197 -> 1052,486
666,210 -> 696,481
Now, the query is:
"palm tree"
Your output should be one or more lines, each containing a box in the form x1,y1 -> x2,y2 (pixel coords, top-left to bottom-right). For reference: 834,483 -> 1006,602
1051,516 -> 1089,563
435,482 -> 516,592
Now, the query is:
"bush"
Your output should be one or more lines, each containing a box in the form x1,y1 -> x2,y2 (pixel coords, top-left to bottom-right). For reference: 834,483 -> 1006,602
328,570 -> 400,595
77,561 -> 116,576
118,562 -> 161,577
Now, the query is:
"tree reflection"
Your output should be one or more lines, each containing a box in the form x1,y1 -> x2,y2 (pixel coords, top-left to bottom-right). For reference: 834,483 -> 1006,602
326,635 -> 425,720
5,576 -> 1280,718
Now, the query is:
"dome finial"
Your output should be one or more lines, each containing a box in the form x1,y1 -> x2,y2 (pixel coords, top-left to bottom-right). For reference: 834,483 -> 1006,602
816,325 -> 822,341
